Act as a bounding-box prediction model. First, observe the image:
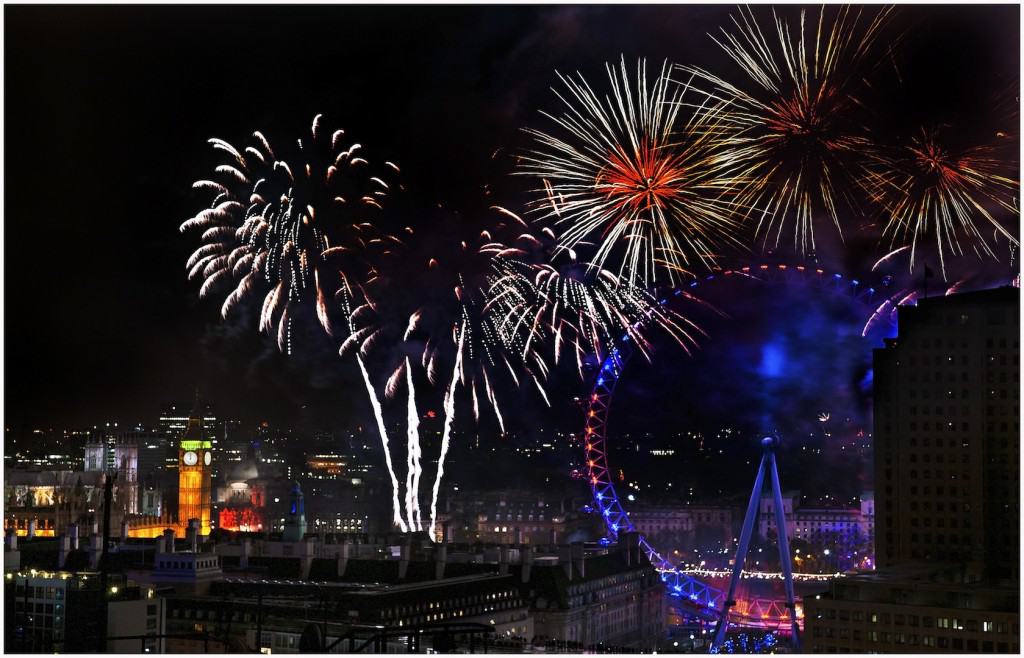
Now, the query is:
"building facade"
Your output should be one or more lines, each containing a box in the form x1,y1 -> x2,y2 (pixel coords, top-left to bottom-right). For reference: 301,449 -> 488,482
806,287 -> 1020,654
804,566 -> 1019,653
874,287 -> 1019,577
759,490 -> 874,561
627,504 -> 734,546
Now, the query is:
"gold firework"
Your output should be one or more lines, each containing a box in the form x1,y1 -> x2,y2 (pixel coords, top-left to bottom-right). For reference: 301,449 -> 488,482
678,5 -> 895,254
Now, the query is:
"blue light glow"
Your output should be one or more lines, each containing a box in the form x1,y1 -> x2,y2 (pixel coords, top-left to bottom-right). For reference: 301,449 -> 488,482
758,342 -> 785,378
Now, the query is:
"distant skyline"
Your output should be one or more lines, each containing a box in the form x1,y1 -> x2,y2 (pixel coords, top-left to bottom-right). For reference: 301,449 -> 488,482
6,4 -> 1019,428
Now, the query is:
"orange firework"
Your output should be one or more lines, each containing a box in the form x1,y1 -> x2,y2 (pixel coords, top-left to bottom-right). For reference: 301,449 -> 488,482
595,138 -> 688,215
678,5 -> 896,255
520,56 -> 745,289
864,127 -> 1019,278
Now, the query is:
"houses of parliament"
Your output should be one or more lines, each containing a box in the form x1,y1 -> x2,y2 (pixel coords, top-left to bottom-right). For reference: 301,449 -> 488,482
5,400 -> 215,540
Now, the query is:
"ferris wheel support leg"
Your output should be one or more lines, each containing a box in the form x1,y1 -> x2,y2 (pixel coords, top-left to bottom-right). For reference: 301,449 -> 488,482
710,451 -> 768,652
769,452 -> 801,652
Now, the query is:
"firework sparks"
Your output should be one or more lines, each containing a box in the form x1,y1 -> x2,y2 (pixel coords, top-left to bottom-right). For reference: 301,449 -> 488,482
485,234 -> 706,380
520,56 -> 744,288
181,114 -> 396,348
429,328 -> 464,540
863,127 -> 1019,278
677,6 -> 895,254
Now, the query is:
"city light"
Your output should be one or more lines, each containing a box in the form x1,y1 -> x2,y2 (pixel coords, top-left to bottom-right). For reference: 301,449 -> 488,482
3,5 -> 1018,656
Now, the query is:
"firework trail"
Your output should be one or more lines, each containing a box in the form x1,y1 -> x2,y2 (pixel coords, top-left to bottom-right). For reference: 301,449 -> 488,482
862,127 -> 1019,279
520,56 -> 744,288
428,327 -> 464,540
677,6 -> 895,254
861,288 -> 907,337
404,358 -> 424,531
339,202 -> 558,538
871,246 -> 910,272
357,354 -> 408,532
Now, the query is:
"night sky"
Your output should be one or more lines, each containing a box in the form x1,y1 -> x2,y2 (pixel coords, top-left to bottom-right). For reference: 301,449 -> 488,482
5,4 -> 1019,431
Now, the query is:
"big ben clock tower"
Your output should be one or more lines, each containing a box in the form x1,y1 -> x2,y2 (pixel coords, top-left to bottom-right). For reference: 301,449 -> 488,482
177,399 -> 212,536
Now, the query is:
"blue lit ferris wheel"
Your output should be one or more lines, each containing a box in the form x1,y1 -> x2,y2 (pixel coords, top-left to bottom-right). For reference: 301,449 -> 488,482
578,261 -> 919,632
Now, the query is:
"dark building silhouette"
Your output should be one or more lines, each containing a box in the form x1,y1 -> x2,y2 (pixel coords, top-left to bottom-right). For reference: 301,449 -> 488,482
874,287 -> 1019,579
805,287 -> 1020,654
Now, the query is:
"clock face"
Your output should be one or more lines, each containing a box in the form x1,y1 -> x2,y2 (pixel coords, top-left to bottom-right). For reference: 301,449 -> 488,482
183,451 -> 198,466
204,452 -> 212,466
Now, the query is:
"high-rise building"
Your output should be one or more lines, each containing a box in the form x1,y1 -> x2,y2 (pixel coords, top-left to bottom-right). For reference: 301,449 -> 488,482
873,287 -> 1019,578
158,403 -> 218,444
805,287 -> 1020,654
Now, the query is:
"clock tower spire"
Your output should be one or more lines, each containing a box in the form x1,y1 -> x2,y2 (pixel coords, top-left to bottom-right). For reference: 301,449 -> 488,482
177,397 -> 212,536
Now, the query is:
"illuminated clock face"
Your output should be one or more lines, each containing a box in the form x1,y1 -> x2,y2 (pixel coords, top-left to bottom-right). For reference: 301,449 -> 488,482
204,452 -> 212,466
183,451 -> 198,466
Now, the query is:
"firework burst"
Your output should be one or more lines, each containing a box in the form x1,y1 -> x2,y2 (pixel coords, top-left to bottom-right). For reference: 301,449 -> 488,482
863,127 -> 1019,278
483,215 -> 707,382
182,114 -> 399,353
339,206 -> 548,427
677,6 -> 896,255
520,56 -> 745,288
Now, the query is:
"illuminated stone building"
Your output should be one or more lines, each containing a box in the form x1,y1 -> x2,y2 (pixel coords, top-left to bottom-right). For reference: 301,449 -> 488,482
627,504 -> 735,549
176,414 -> 213,535
215,442 -> 269,532
438,492 -> 600,545
759,490 -> 874,560
4,470 -> 107,537
524,534 -> 665,650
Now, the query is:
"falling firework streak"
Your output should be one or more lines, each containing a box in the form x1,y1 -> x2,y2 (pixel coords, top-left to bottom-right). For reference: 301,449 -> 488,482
429,329 -> 465,540
405,358 -> 424,531
357,354 -> 408,533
